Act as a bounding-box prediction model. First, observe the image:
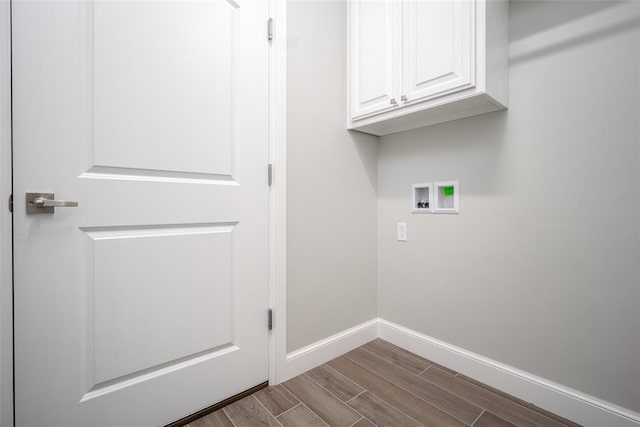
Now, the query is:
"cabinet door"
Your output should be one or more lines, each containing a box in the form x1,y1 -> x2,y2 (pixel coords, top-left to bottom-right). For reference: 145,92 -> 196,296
401,0 -> 475,104
350,0 -> 399,120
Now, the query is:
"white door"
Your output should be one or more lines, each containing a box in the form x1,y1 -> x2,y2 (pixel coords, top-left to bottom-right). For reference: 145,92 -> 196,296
401,0 -> 475,104
349,0 -> 399,120
12,0 -> 270,425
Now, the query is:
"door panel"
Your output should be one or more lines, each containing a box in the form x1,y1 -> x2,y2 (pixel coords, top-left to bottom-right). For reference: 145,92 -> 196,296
92,0 -> 235,175
12,0 -> 269,425
89,225 -> 235,385
401,0 -> 475,104
350,0 -> 399,119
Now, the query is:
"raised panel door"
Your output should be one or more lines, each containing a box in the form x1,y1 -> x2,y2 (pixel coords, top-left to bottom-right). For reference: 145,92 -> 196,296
401,0 -> 475,104
13,0 -> 270,425
350,0 -> 400,119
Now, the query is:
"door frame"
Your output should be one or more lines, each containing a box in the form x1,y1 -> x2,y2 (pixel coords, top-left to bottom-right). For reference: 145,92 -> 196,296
268,0 -> 288,386
0,0 -> 288,423
0,0 -> 13,424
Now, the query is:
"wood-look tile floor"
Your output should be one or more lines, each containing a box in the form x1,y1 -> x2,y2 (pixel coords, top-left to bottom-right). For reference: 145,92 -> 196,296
186,339 -> 581,427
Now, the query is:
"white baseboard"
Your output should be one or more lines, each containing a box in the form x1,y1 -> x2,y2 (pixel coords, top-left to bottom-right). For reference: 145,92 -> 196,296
280,318 -> 640,426
379,319 -> 640,427
280,318 -> 379,382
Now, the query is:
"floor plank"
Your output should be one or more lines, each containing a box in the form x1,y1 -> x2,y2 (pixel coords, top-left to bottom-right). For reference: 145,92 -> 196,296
346,347 -> 482,424
277,404 -> 328,427
185,409 -> 235,427
306,364 -> 364,402
328,356 -> 466,427
458,374 -> 581,427
282,374 -> 361,426
223,396 -> 281,427
420,367 -> 568,427
362,339 -> 431,375
473,411 -> 516,427
185,340 -> 580,427
366,339 -> 457,376
254,384 -> 300,417
351,418 -> 376,427
347,391 -> 422,427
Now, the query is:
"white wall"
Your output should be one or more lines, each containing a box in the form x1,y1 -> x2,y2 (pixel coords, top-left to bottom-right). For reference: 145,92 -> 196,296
286,0 -> 378,352
378,0 -> 640,413
0,0 -> 11,424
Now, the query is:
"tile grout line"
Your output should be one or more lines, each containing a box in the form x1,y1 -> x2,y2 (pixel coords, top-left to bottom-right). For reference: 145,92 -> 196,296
254,385 -> 300,419
416,370 -> 518,425
281,402 -> 331,427
221,406 -> 239,427
372,340 -> 460,377
274,402 -> 302,419
301,372 -> 368,421
277,381 -> 306,423
302,403 -> 332,427
360,345 -> 432,378
273,383 -> 301,405
332,359 -> 430,427
278,381 -> 304,417
419,367 -> 533,422
343,352 -> 480,426
304,368 -> 382,427
362,345 -> 461,384
283,374 -> 364,426
470,409 -> 486,426
416,366 -> 431,377
453,375 -> 573,427
458,378 -> 578,426
302,371 -> 366,405
302,373 -> 367,408
345,389 -> 366,404
252,395 -> 285,427
321,363 -> 373,396
348,415 -> 378,427
359,390 -> 427,427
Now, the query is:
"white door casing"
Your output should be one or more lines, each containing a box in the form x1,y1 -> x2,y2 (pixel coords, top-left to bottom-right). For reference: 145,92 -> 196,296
401,0 -> 475,104
12,0 -> 270,425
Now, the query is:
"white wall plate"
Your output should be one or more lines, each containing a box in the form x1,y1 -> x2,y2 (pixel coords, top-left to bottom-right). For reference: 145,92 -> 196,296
433,181 -> 459,214
411,183 -> 434,214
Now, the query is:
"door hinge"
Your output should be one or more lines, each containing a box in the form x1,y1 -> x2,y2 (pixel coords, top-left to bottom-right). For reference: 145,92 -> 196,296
268,309 -> 273,330
267,18 -> 274,42
268,164 -> 273,186
8,194 -> 12,213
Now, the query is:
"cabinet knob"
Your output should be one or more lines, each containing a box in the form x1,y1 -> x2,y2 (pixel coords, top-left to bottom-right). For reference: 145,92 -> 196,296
401,95 -> 408,102
390,98 -> 397,105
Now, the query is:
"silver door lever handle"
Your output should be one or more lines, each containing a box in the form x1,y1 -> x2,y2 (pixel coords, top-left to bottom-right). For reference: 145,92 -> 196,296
26,192 -> 78,214
33,198 -> 78,208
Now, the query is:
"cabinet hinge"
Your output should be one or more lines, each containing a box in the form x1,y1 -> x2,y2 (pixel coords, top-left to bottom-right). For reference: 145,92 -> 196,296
268,164 -> 273,186
267,18 -> 274,42
268,309 -> 273,330
8,194 -> 12,213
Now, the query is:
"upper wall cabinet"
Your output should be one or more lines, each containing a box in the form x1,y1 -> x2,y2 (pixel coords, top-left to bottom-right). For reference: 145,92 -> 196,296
348,0 -> 509,136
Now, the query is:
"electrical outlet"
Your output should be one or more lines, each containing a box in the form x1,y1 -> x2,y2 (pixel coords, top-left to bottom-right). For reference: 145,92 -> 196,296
397,222 -> 408,242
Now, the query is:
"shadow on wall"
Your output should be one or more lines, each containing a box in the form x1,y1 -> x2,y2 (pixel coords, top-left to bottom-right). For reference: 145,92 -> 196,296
349,130 -> 379,192
510,1 -> 640,65
510,0 -> 619,41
